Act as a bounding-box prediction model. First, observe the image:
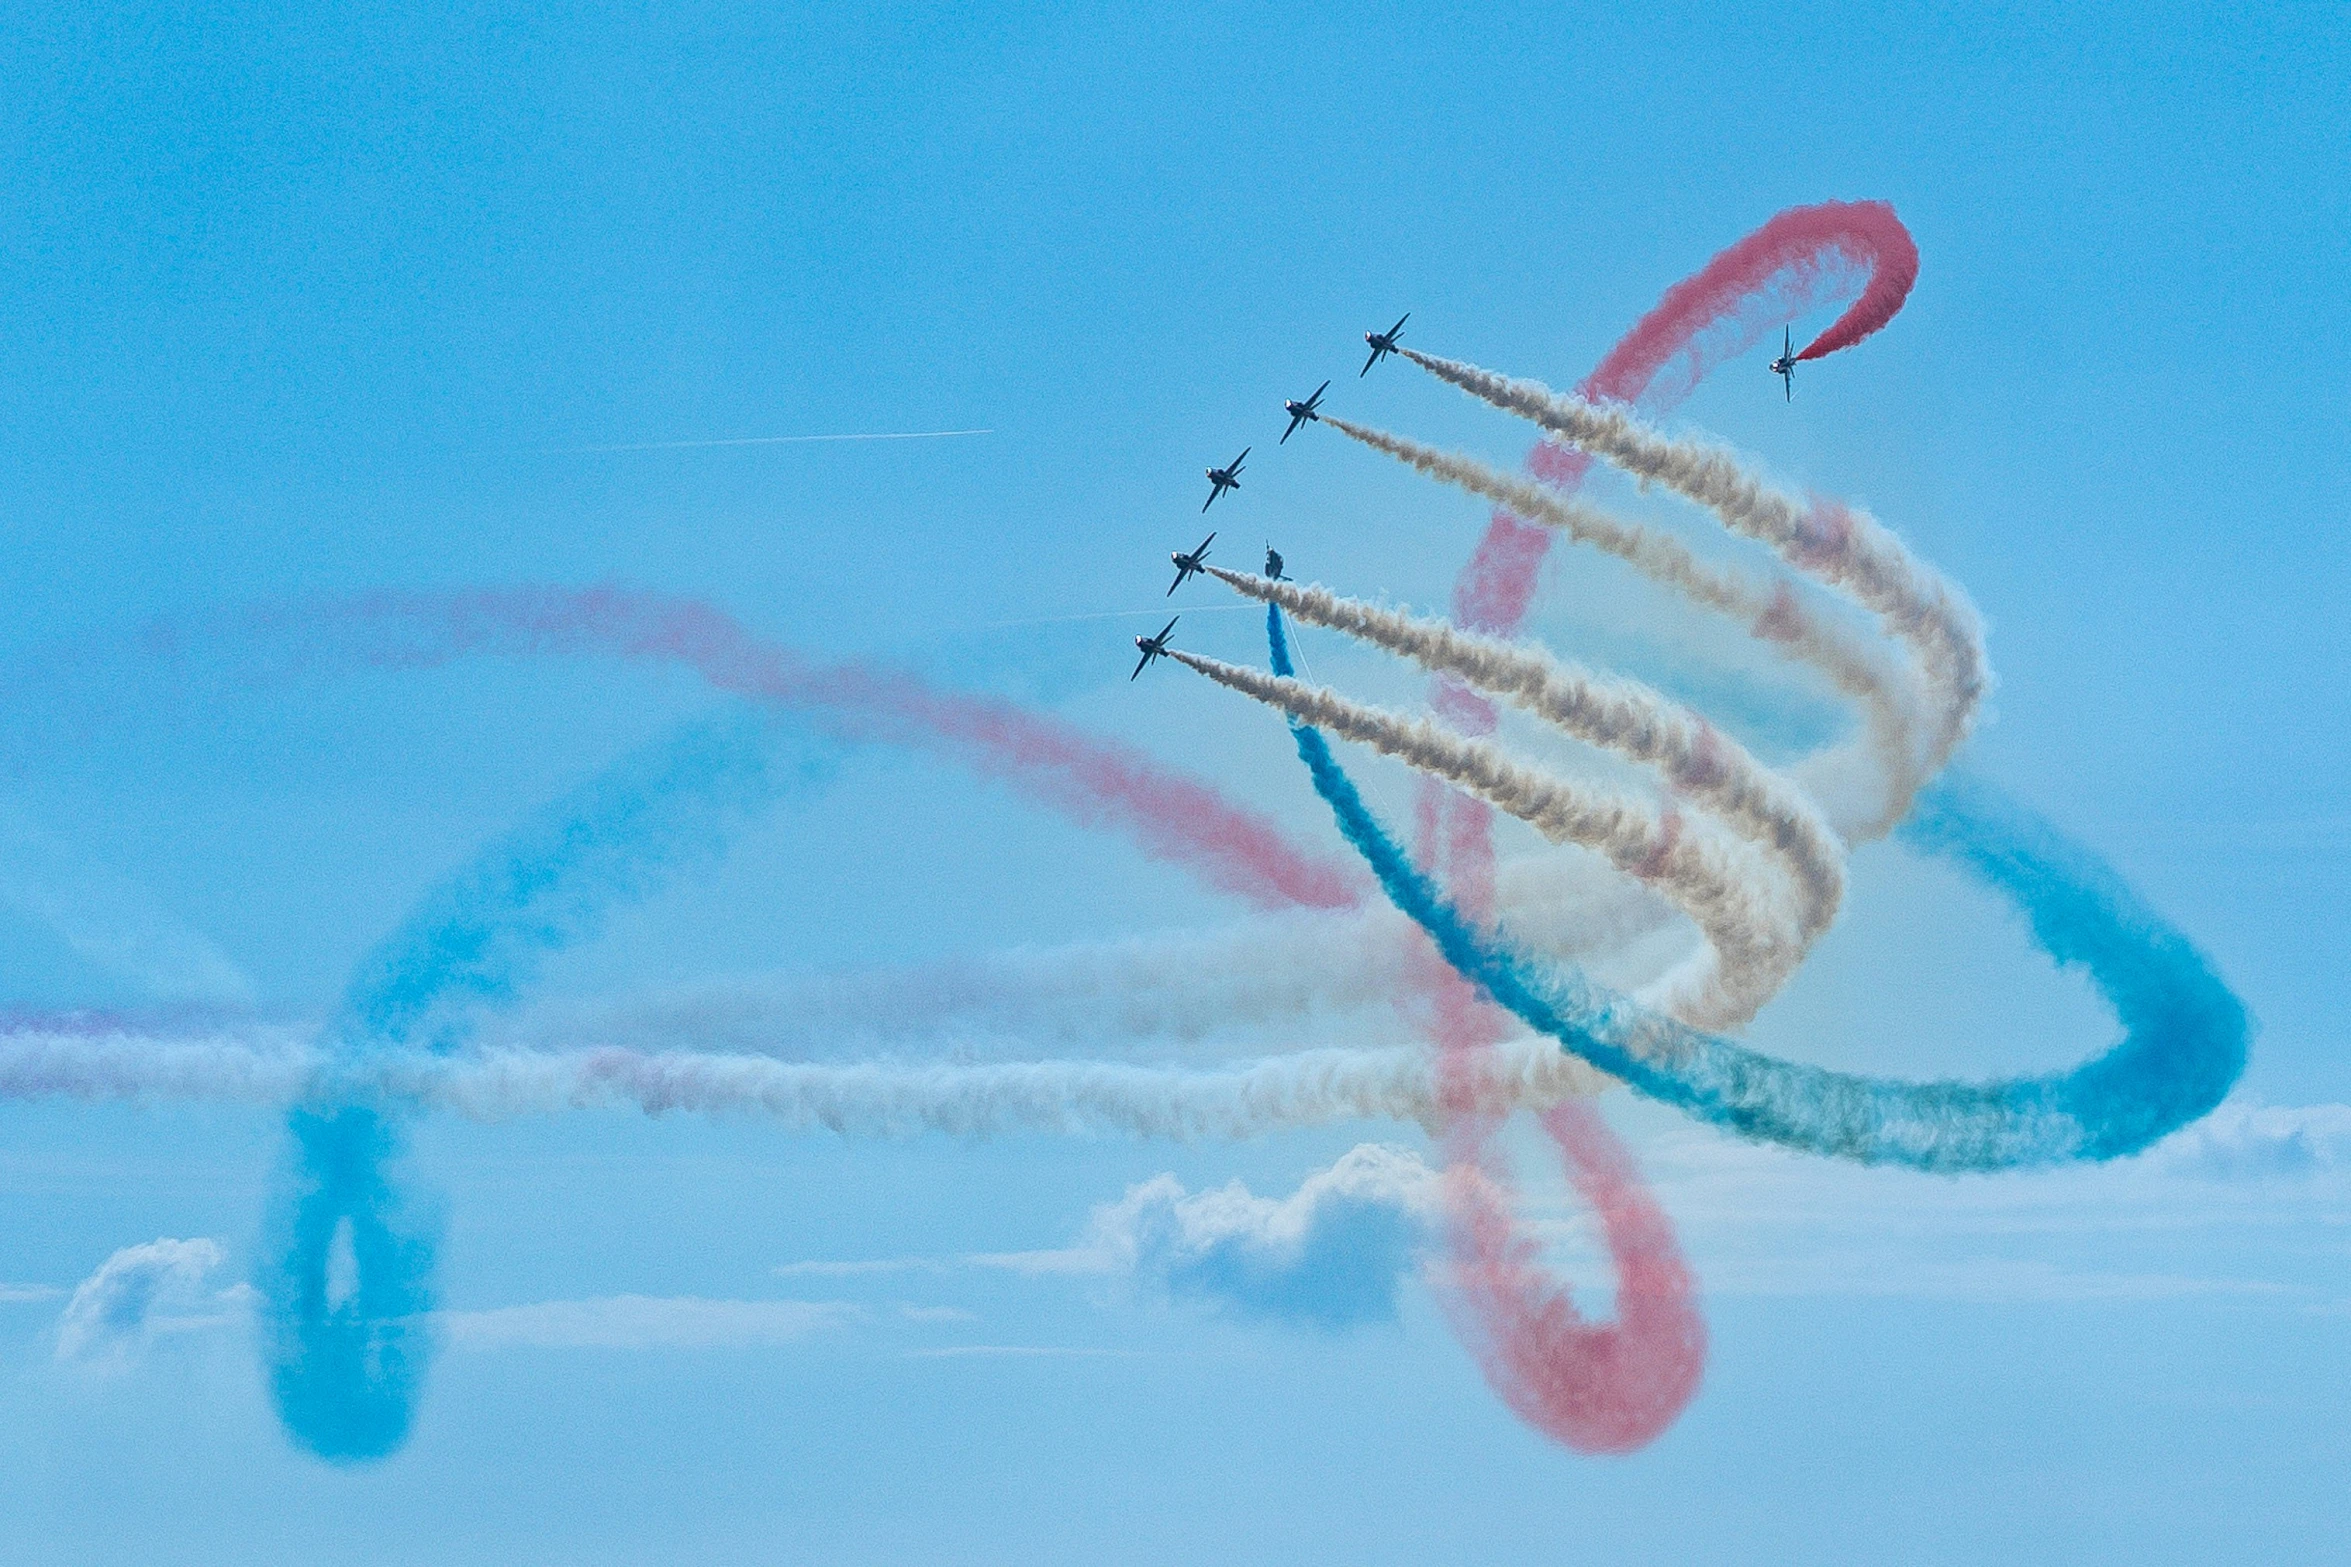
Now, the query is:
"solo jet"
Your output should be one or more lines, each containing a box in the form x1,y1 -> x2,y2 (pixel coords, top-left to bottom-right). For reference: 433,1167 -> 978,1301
1264,544 -> 1287,580
1131,616 -> 1179,680
1202,448 -> 1248,512
1166,531 -> 1214,595
1769,326 -> 1798,401
1280,381 -> 1329,443
1360,312 -> 1409,376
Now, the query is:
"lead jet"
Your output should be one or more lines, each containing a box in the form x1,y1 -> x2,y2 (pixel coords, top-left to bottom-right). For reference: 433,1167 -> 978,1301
1166,531 -> 1215,595
1280,381 -> 1329,443
1360,312 -> 1410,376
1769,326 -> 1798,401
1202,448 -> 1248,512
1131,616 -> 1179,680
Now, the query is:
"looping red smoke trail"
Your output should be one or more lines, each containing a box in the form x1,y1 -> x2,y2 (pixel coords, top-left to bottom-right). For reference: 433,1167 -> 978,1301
1454,197 -> 1919,638
1422,199 -> 1918,1453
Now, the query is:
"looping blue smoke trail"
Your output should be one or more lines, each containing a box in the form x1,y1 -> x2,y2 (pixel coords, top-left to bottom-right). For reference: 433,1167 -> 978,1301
1265,605 -> 2248,1171
261,710 -> 829,1462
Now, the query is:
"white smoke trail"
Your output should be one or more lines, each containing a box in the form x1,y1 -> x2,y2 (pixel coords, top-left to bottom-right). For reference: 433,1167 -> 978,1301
1319,413 -> 1925,835
1395,348 -> 1989,770
1320,416 -> 1764,620
496,864 -> 1691,1062
0,1027 -> 1615,1137
1168,650 -> 1798,1030
1205,566 -> 1845,947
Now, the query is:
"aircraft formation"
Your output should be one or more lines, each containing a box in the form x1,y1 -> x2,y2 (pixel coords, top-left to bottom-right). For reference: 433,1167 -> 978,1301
1137,313 -> 1806,677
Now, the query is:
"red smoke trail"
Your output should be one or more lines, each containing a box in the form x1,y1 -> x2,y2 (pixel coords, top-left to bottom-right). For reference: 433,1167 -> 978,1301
1444,1106 -> 1706,1453
266,586 -> 1363,915
1420,200 -> 1919,1452
1589,196 -> 1918,387
1409,791 -> 1708,1454
1456,198 -> 1920,636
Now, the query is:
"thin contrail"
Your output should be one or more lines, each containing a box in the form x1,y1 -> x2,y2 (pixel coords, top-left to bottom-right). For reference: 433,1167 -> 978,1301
1318,413 -> 1923,834
1169,649 -> 1801,1030
968,604 -> 1261,632
1395,348 -> 1987,772
1204,566 -> 1845,946
559,429 -> 993,454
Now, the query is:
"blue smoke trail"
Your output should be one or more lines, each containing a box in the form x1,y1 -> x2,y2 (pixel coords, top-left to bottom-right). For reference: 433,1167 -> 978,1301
261,709 -> 832,1462
1265,605 -> 2247,1170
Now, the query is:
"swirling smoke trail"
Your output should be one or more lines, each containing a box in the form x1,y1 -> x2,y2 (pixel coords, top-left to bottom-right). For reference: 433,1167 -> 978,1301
1400,200 -> 1926,1450
1402,760 -> 2244,1163
208,204 -> 1934,1453
202,203 -> 1929,1458
1195,308 -> 2248,1168
7,202 -> 1972,1460
261,711 -> 829,1461
1254,605 -> 2246,1168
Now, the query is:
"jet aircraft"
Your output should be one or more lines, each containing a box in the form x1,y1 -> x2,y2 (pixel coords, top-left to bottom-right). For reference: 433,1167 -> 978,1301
1202,448 -> 1248,511
1166,531 -> 1214,595
1264,544 -> 1286,581
1131,616 -> 1179,680
1280,381 -> 1329,443
1360,313 -> 1409,376
1769,326 -> 1798,401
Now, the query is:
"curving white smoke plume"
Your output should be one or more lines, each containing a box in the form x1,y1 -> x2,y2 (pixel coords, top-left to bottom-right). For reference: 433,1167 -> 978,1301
1318,413 -> 1926,836
1204,565 -> 1846,948
1169,649 -> 1801,1031
492,864 -> 1690,1062
1394,347 -> 1988,774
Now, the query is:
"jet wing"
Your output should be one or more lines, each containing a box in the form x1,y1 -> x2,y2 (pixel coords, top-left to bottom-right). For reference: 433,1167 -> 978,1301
1131,649 -> 1152,680
1360,347 -> 1380,377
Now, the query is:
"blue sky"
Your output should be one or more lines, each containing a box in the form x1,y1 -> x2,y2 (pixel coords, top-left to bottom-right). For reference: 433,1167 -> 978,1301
1,1 -> 2346,1561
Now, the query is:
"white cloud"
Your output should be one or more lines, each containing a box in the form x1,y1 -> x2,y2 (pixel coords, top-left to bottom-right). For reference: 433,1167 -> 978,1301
2147,1101 -> 2351,1181
897,1304 -> 977,1323
769,1147 -> 1442,1331
437,1294 -> 861,1350
1085,1143 -> 1439,1328
54,1238 -> 244,1365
